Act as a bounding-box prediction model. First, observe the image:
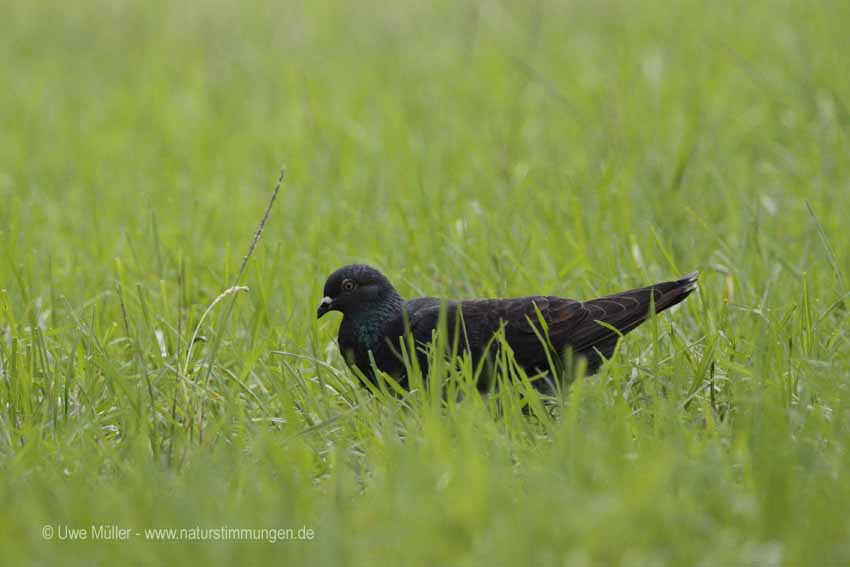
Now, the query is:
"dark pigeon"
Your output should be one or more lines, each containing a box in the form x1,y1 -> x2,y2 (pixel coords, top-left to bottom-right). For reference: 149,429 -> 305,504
317,264 -> 698,390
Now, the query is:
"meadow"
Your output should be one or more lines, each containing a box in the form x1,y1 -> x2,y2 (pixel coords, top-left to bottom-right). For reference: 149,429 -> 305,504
2,0 -> 849,564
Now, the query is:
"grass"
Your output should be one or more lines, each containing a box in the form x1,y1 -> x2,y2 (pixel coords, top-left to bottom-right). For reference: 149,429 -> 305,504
2,0 -> 849,564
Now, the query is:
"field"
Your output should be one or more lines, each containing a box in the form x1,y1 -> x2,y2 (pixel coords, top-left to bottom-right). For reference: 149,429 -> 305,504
2,0 -> 849,564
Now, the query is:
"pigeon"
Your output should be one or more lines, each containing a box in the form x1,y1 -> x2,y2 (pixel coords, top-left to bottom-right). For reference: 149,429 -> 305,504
317,264 -> 698,391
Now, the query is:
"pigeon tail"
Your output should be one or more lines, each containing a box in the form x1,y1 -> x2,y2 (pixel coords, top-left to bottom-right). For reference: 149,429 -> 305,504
588,271 -> 699,327
650,271 -> 699,314
571,272 -> 699,367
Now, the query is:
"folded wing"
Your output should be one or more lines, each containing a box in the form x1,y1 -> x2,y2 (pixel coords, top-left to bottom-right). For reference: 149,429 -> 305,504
404,273 -> 698,377
486,273 -> 698,374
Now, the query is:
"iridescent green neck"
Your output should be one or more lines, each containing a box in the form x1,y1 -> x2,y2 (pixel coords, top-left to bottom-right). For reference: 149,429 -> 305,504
344,293 -> 403,349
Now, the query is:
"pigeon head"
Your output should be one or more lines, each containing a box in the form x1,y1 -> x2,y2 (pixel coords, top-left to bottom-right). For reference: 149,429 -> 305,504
317,264 -> 401,319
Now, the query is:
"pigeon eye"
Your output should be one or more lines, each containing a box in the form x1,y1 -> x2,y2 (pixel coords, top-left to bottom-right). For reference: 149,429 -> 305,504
342,279 -> 356,292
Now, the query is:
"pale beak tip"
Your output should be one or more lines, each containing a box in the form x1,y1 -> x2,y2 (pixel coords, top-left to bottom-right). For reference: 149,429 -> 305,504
317,296 -> 333,318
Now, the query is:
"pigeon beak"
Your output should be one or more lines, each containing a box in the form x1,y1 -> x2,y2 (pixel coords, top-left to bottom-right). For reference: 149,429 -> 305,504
317,296 -> 334,319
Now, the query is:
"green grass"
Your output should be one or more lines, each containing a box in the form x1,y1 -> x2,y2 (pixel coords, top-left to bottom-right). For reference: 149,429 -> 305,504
2,0 -> 850,564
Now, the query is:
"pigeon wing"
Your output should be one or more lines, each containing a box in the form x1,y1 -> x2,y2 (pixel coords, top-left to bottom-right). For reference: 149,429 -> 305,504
501,272 -> 698,373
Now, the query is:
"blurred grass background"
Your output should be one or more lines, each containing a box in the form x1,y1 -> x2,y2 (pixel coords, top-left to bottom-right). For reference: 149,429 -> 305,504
1,0 -> 849,564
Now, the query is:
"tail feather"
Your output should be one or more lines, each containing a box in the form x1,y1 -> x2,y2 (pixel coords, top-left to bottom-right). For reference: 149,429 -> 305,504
572,272 -> 699,369
651,271 -> 699,313
590,271 -> 698,319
